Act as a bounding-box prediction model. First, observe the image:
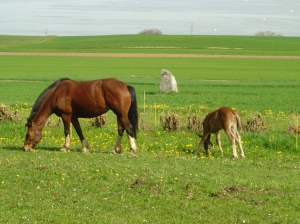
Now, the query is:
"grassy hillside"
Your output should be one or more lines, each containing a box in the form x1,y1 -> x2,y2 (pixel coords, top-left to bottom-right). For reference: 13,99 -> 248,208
1,35 -> 300,223
1,35 -> 300,56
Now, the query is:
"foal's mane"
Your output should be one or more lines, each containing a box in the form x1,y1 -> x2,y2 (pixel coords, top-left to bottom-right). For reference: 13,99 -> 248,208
27,78 -> 70,122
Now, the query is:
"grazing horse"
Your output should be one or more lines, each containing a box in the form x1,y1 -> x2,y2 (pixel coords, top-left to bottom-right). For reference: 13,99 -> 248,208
194,107 -> 245,159
23,78 -> 138,154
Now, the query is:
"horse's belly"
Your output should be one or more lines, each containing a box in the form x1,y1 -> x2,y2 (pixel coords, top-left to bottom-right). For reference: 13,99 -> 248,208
74,106 -> 109,118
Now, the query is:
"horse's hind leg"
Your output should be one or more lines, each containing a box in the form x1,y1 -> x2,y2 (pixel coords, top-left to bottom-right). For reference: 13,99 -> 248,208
225,127 -> 237,159
71,117 -> 88,153
113,116 -> 137,154
235,130 -> 245,159
128,135 -> 137,155
113,118 -> 124,154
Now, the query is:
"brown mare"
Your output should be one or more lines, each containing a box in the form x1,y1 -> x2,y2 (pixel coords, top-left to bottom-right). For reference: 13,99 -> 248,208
194,107 -> 245,159
24,78 -> 138,154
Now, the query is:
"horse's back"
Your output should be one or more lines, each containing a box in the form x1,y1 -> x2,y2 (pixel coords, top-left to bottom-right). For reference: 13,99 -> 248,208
51,78 -> 130,118
218,107 -> 241,129
204,107 -> 240,133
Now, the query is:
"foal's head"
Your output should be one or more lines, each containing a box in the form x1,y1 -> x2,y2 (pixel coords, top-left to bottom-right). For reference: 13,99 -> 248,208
197,134 -> 213,154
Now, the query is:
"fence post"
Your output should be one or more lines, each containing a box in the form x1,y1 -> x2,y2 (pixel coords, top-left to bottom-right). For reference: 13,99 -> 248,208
154,102 -> 157,127
296,114 -> 298,151
144,90 -> 146,113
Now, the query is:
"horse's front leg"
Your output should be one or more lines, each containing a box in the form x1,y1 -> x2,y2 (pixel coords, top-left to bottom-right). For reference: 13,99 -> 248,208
195,132 -> 210,155
71,117 -> 89,153
61,115 -> 71,152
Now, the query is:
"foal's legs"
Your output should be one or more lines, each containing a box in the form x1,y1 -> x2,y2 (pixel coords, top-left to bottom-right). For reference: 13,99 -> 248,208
224,126 -> 237,158
195,132 -> 210,155
215,131 -> 223,153
235,130 -> 245,159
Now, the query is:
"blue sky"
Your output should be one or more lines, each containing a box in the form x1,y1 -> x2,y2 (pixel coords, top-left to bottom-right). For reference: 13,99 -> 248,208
0,0 -> 299,36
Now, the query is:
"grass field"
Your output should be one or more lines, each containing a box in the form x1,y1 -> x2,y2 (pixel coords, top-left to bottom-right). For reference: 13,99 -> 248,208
1,35 -> 300,223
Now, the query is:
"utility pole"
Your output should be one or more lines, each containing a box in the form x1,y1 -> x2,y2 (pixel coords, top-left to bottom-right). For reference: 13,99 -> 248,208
191,22 -> 193,35
46,29 -> 47,36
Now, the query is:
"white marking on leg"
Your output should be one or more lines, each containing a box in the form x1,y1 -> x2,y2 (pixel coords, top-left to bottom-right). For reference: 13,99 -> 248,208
61,135 -> 70,152
216,132 -> 223,153
82,139 -> 89,153
236,133 -> 245,159
128,135 -> 137,155
113,135 -> 122,154
65,135 -> 70,149
232,141 -> 237,159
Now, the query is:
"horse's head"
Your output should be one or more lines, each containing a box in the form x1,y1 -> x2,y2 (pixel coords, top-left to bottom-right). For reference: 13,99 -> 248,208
23,119 -> 42,151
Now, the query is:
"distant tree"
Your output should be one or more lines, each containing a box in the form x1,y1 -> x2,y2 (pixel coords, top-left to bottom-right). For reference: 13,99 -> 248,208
255,31 -> 283,36
138,29 -> 163,35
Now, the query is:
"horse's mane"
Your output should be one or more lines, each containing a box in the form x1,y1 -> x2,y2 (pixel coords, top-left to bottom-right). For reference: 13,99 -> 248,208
27,78 -> 70,122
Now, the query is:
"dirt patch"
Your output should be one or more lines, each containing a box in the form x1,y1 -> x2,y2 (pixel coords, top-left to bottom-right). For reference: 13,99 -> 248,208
0,52 -> 299,59
0,103 -> 21,121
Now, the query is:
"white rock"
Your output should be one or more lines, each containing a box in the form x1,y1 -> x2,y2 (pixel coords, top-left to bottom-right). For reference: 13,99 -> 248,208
159,69 -> 178,93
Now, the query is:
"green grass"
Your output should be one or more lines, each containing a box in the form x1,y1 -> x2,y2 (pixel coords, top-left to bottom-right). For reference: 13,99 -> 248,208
1,35 -> 300,223
1,35 -> 300,55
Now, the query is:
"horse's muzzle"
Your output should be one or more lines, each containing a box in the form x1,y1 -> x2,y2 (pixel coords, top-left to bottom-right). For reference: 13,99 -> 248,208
23,143 -> 34,152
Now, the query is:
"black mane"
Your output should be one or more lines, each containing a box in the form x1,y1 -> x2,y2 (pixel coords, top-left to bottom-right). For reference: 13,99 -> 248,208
27,78 -> 70,123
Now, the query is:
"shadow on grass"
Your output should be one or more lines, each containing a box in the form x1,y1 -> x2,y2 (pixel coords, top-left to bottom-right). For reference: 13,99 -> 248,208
3,145 -> 59,152
3,145 -> 132,155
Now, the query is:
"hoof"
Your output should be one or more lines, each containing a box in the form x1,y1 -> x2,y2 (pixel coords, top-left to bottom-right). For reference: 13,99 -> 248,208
82,148 -> 89,153
130,150 -> 137,156
112,149 -> 121,154
113,147 -> 121,154
60,148 -> 67,153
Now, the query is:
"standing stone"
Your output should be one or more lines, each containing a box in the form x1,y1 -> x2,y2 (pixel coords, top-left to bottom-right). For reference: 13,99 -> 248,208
159,69 -> 178,93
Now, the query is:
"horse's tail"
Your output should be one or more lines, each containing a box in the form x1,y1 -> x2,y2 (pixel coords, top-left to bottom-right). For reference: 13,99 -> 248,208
233,111 -> 242,130
127,85 -> 139,139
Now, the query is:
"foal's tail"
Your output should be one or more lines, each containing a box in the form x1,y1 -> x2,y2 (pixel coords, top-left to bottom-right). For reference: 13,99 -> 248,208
127,85 -> 139,139
233,111 -> 242,130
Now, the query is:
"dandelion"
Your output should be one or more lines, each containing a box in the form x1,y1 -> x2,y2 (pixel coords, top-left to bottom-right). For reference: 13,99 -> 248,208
1,181 -> 4,185
174,177 -> 178,181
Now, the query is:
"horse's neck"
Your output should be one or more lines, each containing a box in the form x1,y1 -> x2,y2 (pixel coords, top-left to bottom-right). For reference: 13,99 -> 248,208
33,108 -> 52,130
